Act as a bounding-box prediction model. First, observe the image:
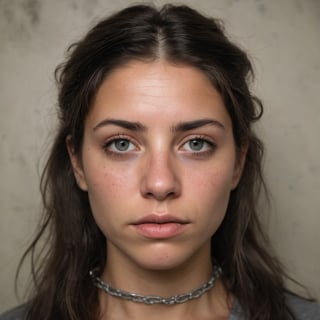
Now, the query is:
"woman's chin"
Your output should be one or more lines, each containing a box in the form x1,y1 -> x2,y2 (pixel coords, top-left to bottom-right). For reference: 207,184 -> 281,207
126,245 -> 204,273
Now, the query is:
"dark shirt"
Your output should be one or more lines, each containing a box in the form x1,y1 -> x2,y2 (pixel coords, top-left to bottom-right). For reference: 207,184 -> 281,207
1,294 -> 320,319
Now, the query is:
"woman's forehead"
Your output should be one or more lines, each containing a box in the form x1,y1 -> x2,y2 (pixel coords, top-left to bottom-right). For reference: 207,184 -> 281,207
87,60 -> 231,127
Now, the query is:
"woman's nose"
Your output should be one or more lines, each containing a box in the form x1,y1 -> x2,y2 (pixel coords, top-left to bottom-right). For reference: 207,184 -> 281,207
140,152 -> 181,201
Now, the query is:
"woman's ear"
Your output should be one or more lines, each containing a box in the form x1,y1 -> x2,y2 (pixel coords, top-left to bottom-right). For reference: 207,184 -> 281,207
231,142 -> 248,190
66,135 -> 88,191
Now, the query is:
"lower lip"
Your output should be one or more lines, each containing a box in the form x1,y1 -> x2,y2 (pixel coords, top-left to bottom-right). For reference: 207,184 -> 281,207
133,223 -> 188,239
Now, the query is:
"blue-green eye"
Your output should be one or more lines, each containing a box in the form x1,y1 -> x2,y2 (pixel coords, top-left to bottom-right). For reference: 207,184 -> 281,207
105,138 -> 136,153
184,138 -> 214,152
188,139 -> 205,151
114,139 -> 131,151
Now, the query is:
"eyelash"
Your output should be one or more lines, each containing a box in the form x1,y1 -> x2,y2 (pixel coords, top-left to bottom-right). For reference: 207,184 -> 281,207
102,135 -> 137,158
180,136 -> 217,158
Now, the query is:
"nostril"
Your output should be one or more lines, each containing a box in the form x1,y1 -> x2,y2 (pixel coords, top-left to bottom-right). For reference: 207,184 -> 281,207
167,191 -> 176,198
144,189 -> 178,201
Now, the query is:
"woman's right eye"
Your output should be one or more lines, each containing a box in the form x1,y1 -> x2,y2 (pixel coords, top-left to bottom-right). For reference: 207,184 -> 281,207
103,138 -> 136,154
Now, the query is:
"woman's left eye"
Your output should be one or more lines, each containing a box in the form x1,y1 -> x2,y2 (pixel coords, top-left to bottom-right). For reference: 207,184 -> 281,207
181,137 -> 216,153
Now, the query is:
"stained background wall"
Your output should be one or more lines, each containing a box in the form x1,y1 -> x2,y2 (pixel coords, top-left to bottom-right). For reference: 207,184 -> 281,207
0,0 -> 319,312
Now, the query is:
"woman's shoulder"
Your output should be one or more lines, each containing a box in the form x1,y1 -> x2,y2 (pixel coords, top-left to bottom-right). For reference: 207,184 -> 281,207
0,305 -> 27,320
286,293 -> 320,319
229,293 -> 320,320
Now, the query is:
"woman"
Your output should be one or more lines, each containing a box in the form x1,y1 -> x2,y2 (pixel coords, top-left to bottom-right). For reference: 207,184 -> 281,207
1,4 -> 319,320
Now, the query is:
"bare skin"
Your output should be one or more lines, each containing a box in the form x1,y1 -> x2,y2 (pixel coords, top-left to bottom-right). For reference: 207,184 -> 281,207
68,60 -> 246,319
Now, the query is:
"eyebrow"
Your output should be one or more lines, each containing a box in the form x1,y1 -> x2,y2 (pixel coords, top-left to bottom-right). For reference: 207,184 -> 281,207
172,118 -> 225,132
93,119 -> 146,131
93,118 -> 225,132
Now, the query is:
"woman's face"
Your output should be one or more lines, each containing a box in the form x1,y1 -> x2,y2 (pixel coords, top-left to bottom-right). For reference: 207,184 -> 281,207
69,61 -> 246,272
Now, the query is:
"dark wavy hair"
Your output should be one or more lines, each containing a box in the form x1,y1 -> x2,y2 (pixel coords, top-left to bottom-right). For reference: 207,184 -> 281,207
19,4 -> 299,319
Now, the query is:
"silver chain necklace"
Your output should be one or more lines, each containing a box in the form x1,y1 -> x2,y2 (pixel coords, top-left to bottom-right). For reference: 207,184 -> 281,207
90,265 -> 222,305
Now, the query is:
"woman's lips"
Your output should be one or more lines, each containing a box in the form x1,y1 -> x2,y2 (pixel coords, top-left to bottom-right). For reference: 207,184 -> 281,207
131,214 -> 189,239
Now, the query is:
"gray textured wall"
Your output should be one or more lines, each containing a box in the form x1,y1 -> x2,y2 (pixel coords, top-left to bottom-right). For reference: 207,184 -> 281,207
1,0 -> 319,311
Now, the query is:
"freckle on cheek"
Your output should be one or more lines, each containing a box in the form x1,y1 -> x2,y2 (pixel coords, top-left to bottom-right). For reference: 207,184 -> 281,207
194,174 -> 218,189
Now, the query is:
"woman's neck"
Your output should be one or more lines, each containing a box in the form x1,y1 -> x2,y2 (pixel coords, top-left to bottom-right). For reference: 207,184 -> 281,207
103,245 -> 214,296
96,251 -> 231,319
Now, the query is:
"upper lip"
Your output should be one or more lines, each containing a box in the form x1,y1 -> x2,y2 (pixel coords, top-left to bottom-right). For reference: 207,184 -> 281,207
131,214 -> 190,225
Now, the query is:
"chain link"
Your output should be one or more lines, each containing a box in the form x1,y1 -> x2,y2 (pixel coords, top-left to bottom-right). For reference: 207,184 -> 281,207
90,265 -> 222,305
